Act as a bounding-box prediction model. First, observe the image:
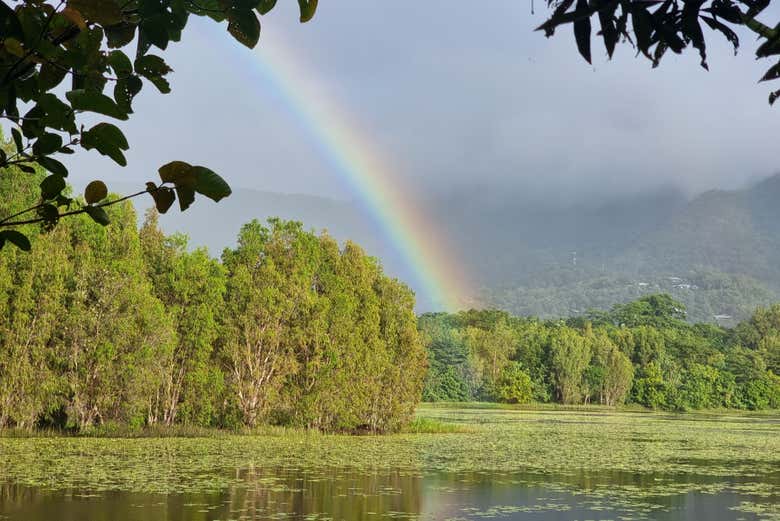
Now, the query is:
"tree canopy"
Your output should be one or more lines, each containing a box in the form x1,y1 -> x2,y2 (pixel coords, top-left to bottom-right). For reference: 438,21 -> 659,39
0,168 -> 425,432
421,295 -> 780,410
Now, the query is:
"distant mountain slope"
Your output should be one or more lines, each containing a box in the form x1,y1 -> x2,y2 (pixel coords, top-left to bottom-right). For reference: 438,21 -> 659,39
617,173 -> 780,286
476,174 -> 780,322
432,185 -> 689,288
482,268 -> 776,324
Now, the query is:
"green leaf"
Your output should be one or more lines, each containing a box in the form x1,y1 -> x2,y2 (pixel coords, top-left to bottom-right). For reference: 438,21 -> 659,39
297,0 -> 317,22
38,62 -> 69,91
107,50 -> 133,78
37,204 -> 59,230
80,123 -> 129,166
158,160 -> 195,185
146,75 -> 171,94
84,180 -> 108,204
232,0 -> 262,10
175,185 -> 195,211
756,38 -> 780,59
105,22 -> 136,48
147,183 -> 176,213
61,6 -> 87,29
37,157 -> 68,177
40,174 -> 66,200
134,55 -> 172,77
257,0 -> 277,15
573,0 -> 591,64
66,0 -> 123,25
759,61 -> 780,83
681,4 -> 707,69
55,194 -> 73,208
188,0 -> 226,20
228,10 -> 261,48
134,55 -> 172,93
596,1 -> 619,59
32,133 -> 63,156
114,75 -> 143,111
535,0 -> 573,36
0,1 -> 24,40
11,128 -> 23,153
66,89 -> 129,120
4,37 -> 24,57
630,6 -> 653,59
37,94 -> 77,134
85,205 -> 110,226
192,166 -> 232,202
653,41 -> 668,68
139,17 -> 170,51
21,105 -> 45,138
36,38 -> 65,62
0,230 -> 31,251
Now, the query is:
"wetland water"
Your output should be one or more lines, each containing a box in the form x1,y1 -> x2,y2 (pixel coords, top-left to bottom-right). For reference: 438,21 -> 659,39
0,406 -> 778,520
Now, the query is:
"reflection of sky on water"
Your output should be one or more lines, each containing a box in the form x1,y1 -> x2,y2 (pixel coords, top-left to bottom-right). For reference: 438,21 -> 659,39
420,472 -> 775,521
1,467 -> 777,521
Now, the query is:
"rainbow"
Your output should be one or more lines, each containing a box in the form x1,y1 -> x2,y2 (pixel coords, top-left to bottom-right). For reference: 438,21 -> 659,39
218,28 -> 472,311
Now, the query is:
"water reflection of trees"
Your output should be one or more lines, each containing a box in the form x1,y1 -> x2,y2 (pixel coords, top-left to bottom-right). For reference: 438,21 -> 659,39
4,467 -> 778,520
1,466 -> 423,520
220,466 -> 422,520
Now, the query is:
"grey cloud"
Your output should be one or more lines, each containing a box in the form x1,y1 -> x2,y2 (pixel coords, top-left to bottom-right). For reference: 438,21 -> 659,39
65,2 -> 780,211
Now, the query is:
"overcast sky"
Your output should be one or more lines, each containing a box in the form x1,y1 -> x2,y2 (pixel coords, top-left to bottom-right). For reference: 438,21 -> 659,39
67,2 -> 780,204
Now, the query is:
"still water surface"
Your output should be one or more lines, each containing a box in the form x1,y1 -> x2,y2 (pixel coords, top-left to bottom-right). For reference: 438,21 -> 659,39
1,407 -> 778,520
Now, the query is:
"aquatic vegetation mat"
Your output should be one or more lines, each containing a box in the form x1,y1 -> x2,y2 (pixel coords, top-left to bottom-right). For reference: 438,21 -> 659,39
0,406 -> 778,520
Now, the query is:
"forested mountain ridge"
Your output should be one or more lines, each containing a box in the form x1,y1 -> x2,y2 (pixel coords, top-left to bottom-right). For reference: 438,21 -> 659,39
435,185 -> 690,287
617,175 -> 780,282
470,174 -> 780,322
444,174 -> 780,286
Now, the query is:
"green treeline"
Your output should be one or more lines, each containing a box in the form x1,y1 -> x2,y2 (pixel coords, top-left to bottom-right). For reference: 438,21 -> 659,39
0,170 -> 425,433
421,294 -> 780,410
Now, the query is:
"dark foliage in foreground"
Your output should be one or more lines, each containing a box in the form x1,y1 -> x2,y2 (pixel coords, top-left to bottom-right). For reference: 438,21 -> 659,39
0,0 -> 319,248
538,0 -> 780,104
